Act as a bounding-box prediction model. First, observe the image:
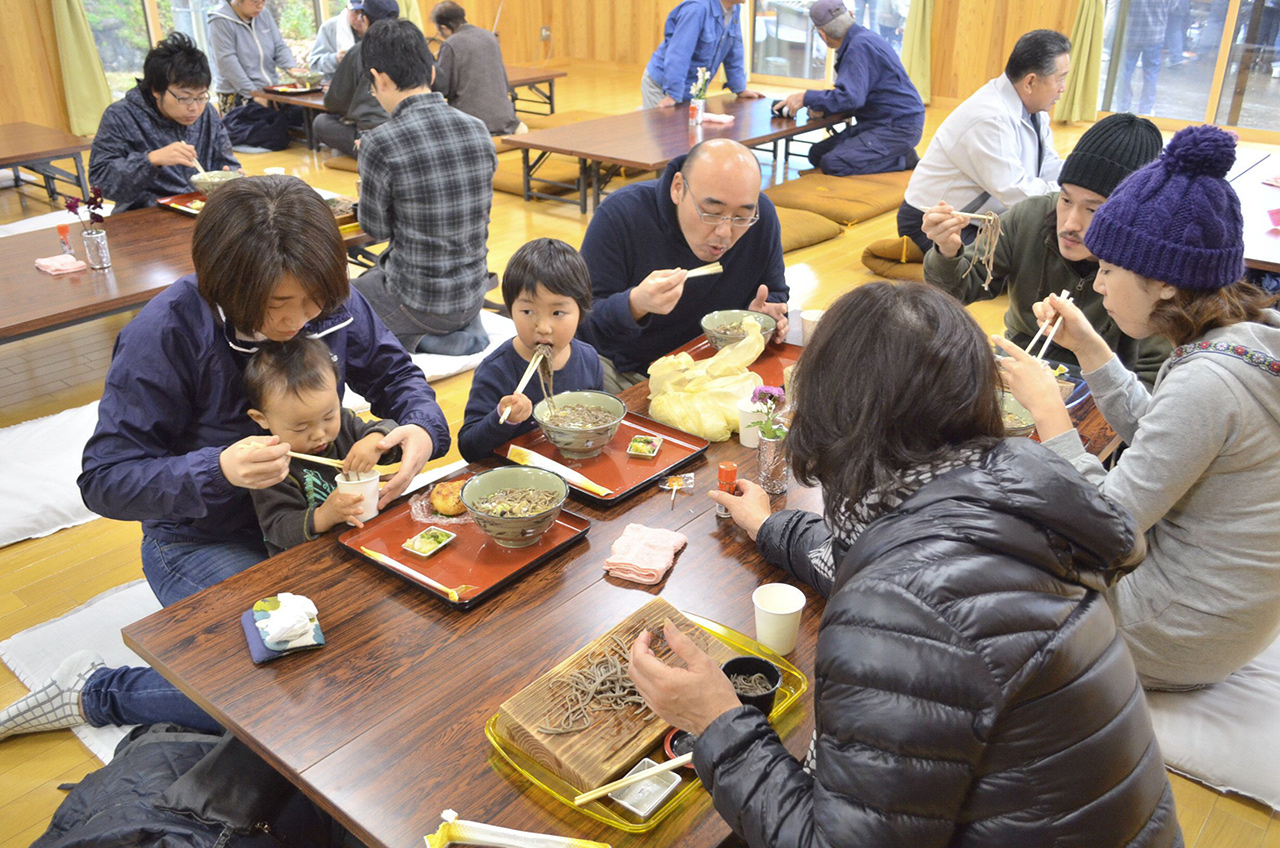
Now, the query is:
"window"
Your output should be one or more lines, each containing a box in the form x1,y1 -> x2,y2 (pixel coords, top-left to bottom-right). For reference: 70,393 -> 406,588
84,0 -> 151,100
751,0 -> 910,83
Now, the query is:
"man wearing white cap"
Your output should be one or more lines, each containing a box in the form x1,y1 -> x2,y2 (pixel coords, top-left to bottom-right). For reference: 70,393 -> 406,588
778,0 -> 924,176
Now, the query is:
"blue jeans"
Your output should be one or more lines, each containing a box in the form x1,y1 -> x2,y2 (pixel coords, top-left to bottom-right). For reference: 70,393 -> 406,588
79,537 -> 267,732
1117,41 -> 1164,114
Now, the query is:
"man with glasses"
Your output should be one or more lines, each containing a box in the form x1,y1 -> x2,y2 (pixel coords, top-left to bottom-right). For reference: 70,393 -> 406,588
579,139 -> 789,393
90,32 -> 239,212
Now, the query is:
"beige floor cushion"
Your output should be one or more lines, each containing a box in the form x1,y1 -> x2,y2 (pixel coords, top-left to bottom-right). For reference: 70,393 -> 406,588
861,235 -> 924,281
776,206 -> 842,253
323,154 -> 359,172
765,169 -> 912,226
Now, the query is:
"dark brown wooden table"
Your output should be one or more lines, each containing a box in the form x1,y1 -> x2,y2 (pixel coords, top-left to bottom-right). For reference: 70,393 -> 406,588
1228,151 -> 1280,275
505,65 -> 568,115
502,94 -> 849,213
0,121 -> 92,202
121,344 -> 1117,848
1,207 -> 374,343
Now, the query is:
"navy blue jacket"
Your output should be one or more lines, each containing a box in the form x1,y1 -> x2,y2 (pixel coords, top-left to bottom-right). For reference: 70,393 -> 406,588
804,23 -> 924,129
578,156 -> 787,374
79,277 -> 450,546
458,338 -> 603,462
90,86 -> 239,212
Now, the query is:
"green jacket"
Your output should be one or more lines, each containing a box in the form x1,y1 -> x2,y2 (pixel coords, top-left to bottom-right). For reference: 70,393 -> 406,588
923,193 -> 1170,388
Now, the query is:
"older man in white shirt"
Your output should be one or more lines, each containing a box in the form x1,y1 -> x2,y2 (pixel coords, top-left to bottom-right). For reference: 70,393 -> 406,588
898,29 -> 1070,254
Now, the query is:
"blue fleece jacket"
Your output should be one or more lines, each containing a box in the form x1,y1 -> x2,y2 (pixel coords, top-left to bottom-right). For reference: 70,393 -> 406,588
78,276 -> 450,546
645,0 -> 747,101
804,23 -> 924,129
458,338 -> 604,462
577,155 -> 787,374
89,86 -> 239,212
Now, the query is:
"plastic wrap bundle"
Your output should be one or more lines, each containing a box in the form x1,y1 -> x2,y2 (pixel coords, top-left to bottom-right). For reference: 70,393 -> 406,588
647,317 -> 765,441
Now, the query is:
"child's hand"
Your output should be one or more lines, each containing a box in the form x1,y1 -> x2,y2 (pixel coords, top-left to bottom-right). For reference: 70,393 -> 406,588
314,490 -> 367,533
343,433 -> 385,474
499,392 -> 532,425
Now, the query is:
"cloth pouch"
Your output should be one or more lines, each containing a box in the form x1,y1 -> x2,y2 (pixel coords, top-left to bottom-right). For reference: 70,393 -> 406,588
240,594 -> 325,664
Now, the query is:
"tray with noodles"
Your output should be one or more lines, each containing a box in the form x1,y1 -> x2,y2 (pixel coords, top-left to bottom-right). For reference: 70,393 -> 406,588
338,473 -> 590,610
264,83 -> 321,94
155,191 -> 208,216
487,596 -> 807,832
499,411 -> 708,506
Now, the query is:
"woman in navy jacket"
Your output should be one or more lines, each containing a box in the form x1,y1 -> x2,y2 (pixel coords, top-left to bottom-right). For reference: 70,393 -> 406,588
1,176 -> 448,740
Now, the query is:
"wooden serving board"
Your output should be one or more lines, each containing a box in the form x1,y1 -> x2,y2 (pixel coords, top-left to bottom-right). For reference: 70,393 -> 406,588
493,597 -> 739,790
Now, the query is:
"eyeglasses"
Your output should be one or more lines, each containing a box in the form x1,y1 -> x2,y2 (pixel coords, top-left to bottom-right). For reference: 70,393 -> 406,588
166,91 -> 210,107
681,177 -> 759,229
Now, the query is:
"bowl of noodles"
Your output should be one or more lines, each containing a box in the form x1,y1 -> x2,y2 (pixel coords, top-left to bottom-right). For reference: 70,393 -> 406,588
700,309 -> 777,350
1000,390 -> 1036,437
189,169 -> 243,196
461,466 -> 569,548
533,390 -> 627,459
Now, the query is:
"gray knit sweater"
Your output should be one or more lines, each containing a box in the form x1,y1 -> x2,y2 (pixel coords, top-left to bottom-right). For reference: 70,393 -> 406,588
1043,312 -> 1280,689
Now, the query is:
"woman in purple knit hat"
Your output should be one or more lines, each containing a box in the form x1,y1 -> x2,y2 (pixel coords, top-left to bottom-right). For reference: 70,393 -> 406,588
998,124 -> 1280,690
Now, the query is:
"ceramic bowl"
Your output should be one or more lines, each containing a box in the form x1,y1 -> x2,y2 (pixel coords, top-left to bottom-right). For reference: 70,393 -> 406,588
189,169 -> 244,196
700,309 -> 777,350
532,390 -> 627,460
460,466 -> 567,548
1000,389 -> 1036,437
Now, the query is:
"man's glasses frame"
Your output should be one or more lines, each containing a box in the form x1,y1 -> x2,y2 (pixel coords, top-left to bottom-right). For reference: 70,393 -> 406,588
681,176 -> 759,229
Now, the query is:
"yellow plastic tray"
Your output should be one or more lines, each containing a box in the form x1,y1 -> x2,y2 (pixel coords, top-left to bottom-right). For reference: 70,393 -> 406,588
484,610 -> 808,833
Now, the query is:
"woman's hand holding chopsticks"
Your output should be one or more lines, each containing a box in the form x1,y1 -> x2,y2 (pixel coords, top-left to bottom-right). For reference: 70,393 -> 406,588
1030,293 -> 1115,373
991,336 -> 1076,441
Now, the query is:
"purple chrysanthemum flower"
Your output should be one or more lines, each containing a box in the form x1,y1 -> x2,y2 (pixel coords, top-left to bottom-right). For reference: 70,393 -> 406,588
751,385 -> 785,408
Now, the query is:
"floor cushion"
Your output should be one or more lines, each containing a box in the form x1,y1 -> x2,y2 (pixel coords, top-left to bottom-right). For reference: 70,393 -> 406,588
764,169 -> 912,225
323,154 -> 359,172
776,206 -> 842,253
1146,635 -> 1280,811
861,235 -> 924,281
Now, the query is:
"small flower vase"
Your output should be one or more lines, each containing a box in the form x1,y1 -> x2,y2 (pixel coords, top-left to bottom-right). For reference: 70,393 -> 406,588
82,228 -> 111,269
689,98 -> 705,126
757,431 -> 788,494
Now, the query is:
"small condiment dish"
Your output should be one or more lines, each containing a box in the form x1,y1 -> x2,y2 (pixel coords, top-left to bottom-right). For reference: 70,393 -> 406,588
607,757 -> 681,818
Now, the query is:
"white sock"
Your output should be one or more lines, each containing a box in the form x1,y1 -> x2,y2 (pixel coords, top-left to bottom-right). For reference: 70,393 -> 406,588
0,650 -> 104,740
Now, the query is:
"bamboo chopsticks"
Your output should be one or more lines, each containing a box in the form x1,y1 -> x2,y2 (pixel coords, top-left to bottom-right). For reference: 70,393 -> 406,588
287,450 -> 345,469
684,261 -> 723,278
1023,289 -> 1074,361
498,347 -> 546,425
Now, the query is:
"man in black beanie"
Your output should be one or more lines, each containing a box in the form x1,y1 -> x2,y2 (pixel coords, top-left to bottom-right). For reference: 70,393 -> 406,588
920,113 -> 1171,387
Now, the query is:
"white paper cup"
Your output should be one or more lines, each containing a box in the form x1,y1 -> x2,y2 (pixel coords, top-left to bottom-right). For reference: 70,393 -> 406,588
752,583 -> 805,655
335,470 -> 380,525
800,309 -> 825,345
737,398 -> 766,448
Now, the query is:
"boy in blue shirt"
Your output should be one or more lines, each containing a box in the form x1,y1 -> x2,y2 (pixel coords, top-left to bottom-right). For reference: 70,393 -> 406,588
459,239 -> 604,461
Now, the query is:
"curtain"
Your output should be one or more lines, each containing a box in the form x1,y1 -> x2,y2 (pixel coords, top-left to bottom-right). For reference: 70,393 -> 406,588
900,0 -> 934,104
51,0 -> 113,136
402,0 -> 425,30
1056,0 -> 1104,123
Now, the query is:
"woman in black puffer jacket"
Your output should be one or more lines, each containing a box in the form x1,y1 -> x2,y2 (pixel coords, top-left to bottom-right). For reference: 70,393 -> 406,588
629,282 -> 1182,847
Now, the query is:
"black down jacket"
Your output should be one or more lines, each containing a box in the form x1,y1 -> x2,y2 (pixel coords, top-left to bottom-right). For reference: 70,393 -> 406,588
694,438 -> 1183,847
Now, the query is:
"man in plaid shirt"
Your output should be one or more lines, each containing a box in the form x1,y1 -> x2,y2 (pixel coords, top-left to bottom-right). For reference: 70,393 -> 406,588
355,17 -> 497,355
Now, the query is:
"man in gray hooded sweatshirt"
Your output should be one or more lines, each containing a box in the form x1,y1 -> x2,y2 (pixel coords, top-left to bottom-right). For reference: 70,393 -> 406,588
207,0 -> 301,112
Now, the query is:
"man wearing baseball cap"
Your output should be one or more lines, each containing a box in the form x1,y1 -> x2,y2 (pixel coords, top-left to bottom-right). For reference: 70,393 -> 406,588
777,0 -> 924,176
921,113 -> 1171,386
315,0 -> 400,157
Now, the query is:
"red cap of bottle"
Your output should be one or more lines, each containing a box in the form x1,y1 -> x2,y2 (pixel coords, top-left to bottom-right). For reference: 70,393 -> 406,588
718,461 -> 737,486
57,223 -> 70,236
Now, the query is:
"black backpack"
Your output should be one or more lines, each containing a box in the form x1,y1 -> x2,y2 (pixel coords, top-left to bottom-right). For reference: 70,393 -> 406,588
222,102 -> 292,151
31,724 -> 348,848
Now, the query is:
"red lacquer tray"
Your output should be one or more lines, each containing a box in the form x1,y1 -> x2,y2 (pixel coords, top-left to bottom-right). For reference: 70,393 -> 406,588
156,191 -> 207,216
672,337 -> 803,388
338,478 -> 590,610
498,411 -> 710,505
265,84 -> 322,94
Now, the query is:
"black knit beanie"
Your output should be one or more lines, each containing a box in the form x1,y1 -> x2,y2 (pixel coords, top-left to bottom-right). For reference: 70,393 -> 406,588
1058,112 -> 1164,198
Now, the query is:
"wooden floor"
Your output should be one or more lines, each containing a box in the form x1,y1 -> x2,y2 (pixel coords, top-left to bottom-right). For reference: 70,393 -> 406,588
0,60 -> 1277,846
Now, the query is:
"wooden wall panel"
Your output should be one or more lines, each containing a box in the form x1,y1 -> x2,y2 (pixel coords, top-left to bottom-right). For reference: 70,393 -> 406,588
931,0 -> 1081,101
0,0 -> 72,132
